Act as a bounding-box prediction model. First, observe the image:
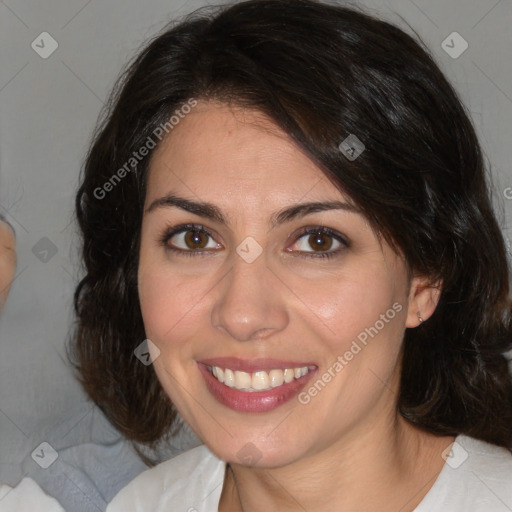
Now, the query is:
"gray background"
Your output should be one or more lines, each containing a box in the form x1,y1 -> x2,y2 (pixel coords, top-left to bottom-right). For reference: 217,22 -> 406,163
0,0 -> 511,510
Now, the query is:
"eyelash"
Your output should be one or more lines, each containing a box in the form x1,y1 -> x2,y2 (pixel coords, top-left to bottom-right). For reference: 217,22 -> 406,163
158,223 -> 349,260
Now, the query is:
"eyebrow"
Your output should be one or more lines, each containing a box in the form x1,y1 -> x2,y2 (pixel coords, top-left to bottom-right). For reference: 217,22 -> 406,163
145,193 -> 361,229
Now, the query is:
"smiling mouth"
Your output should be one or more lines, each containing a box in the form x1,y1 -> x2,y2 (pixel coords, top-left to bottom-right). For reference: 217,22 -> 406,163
207,364 -> 316,392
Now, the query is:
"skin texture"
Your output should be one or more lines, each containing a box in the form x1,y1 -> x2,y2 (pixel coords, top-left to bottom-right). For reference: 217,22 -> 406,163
0,219 -> 16,310
137,101 -> 454,511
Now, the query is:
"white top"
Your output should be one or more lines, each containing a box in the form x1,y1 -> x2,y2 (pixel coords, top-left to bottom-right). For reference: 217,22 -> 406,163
0,477 -> 64,512
107,434 -> 512,511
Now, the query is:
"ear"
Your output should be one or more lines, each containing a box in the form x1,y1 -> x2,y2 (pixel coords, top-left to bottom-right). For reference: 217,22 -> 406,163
405,275 -> 442,328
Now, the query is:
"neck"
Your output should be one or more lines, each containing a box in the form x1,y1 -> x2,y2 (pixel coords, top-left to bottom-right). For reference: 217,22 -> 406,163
220,416 -> 454,512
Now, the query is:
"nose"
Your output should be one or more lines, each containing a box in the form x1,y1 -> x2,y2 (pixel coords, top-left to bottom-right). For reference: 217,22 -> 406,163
211,250 -> 289,342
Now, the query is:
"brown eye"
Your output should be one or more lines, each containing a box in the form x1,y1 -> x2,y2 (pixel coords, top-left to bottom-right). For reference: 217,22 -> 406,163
183,229 -> 209,249
288,226 -> 348,260
160,224 -> 222,255
307,232 -> 334,252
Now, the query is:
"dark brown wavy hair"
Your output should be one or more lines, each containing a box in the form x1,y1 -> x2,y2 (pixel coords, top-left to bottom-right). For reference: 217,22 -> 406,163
70,0 -> 512,464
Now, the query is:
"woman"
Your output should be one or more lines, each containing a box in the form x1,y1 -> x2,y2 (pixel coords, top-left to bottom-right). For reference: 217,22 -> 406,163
71,0 -> 512,510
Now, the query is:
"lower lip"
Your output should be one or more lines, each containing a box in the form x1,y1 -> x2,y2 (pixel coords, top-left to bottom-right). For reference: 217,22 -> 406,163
198,363 -> 317,413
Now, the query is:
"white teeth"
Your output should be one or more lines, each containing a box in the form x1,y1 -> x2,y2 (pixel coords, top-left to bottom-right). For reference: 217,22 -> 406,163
210,365 -> 313,392
234,370 -> 251,390
224,368 -> 235,387
269,369 -> 284,388
283,368 -> 295,383
252,371 -> 270,390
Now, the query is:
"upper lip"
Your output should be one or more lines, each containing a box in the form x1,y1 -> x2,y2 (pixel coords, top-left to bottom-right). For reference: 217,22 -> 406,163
198,357 -> 317,373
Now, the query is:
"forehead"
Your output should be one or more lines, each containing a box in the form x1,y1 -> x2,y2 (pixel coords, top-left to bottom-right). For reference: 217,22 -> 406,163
145,101 -> 349,210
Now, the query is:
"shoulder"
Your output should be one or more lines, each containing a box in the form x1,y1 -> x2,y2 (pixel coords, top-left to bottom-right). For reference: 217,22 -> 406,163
416,435 -> 512,512
106,444 -> 226,512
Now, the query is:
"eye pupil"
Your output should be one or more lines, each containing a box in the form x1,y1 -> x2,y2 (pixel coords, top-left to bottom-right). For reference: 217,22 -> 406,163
309,233 -> 332,251
185,230 -> 208,249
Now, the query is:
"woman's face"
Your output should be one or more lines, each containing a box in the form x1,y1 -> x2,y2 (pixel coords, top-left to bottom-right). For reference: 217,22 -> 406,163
138,101 -> 431,467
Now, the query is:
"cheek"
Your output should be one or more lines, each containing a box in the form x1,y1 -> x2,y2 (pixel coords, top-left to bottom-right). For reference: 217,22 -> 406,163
290,262 -> 406,346
137,251 -> 211,351
296,275 -> 407,428
138,246 -> 176,340
139,270 -> 184,340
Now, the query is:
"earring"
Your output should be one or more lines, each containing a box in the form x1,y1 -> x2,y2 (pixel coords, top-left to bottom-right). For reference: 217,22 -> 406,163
417,312 -> 424,324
